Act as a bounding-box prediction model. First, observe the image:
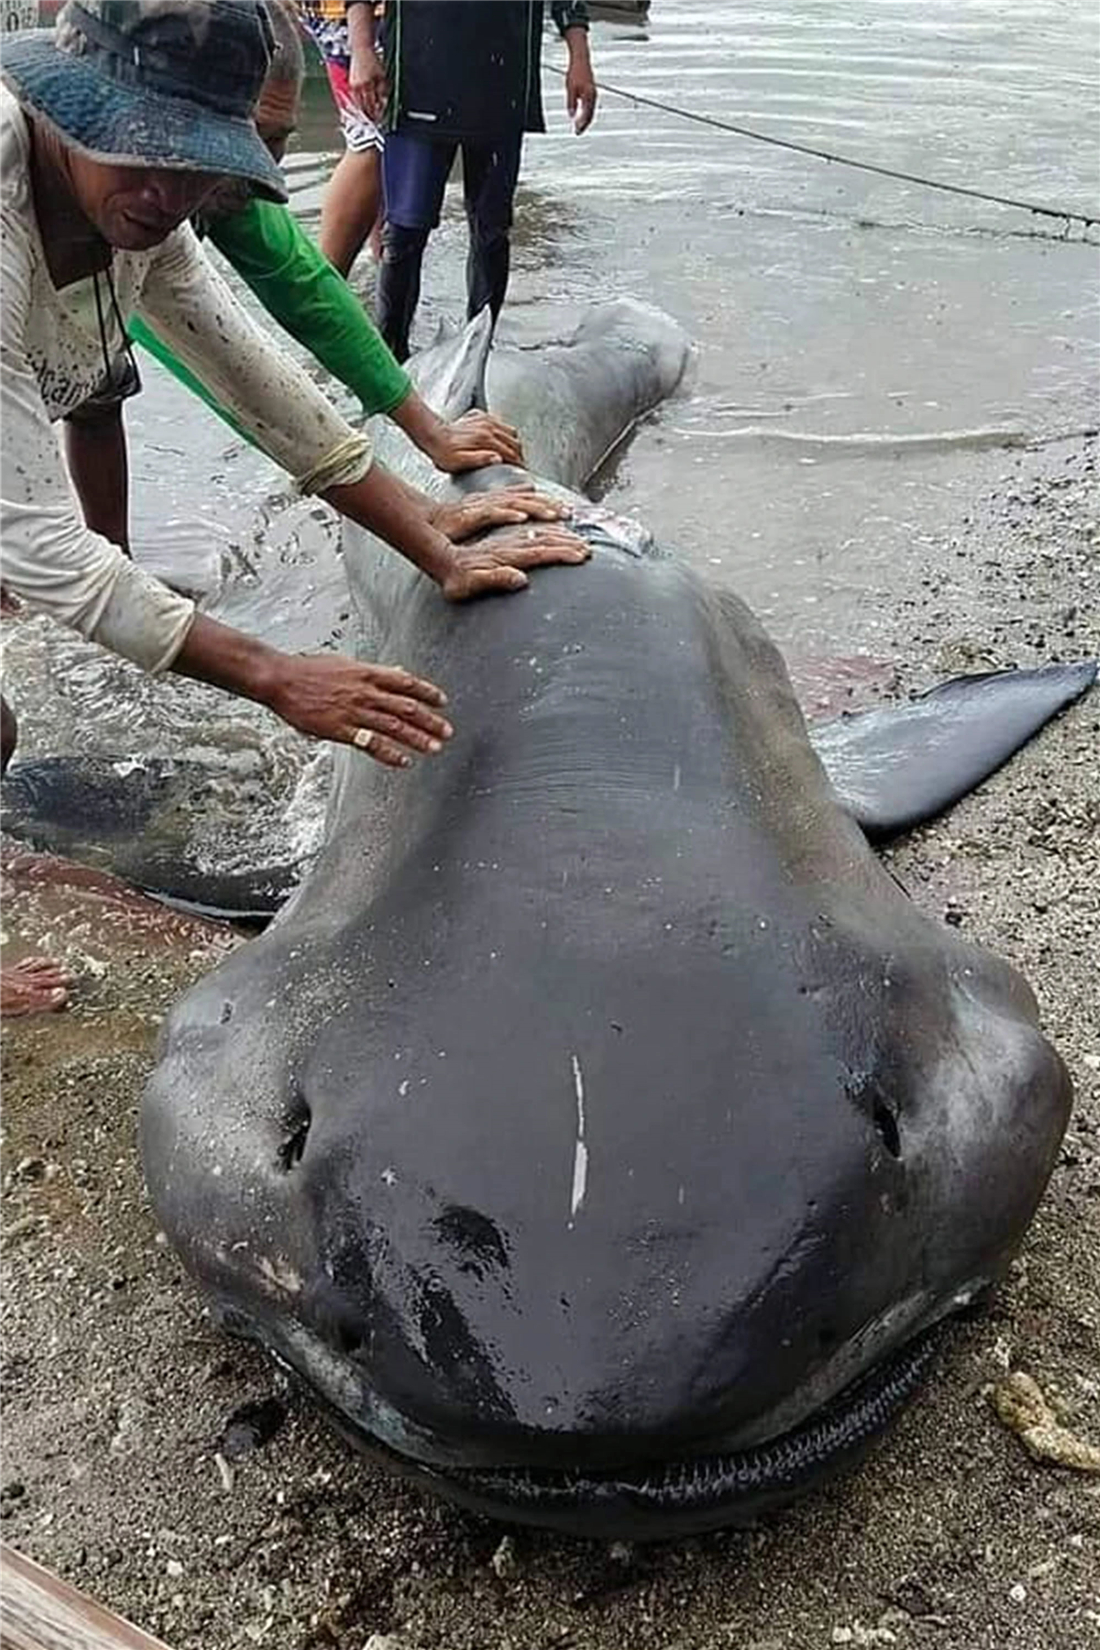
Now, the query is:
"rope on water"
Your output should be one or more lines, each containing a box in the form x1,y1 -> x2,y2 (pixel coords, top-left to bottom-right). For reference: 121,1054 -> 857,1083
544,64 -> 1100,238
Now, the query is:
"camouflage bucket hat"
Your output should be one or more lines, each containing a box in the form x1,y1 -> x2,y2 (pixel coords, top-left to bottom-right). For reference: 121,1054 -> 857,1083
0,0 -> 287,202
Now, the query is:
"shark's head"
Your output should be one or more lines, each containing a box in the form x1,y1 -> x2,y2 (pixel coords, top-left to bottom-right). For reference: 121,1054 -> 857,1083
142,561 -> 1073,1539
143,838 -> 1071,1538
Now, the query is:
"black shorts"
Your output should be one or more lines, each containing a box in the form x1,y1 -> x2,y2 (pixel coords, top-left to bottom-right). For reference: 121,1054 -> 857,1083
382,131 -> 524,233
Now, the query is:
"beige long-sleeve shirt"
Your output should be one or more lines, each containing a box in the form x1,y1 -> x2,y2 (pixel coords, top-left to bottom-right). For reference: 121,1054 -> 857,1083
0,87 -> 371,672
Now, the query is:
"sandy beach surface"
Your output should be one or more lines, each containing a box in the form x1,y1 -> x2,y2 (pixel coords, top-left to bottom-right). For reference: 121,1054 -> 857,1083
2,431 -> 1097,1650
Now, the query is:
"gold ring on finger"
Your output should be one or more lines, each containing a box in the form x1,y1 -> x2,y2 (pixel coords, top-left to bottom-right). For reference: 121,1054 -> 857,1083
352,727 -> 376,752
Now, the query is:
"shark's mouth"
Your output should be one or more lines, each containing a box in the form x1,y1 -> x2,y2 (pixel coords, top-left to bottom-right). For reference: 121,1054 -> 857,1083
309,1325 -> 947,1540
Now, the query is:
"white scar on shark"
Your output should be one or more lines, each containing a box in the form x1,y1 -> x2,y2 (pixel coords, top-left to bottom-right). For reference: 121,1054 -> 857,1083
568,1052 -> 589,1227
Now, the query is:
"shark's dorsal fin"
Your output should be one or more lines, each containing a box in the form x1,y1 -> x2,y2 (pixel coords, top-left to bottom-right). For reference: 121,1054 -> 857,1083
406,307 -> 493,421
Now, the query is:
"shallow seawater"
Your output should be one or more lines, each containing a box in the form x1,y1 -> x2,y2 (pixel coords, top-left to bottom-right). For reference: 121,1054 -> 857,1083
4,0 -> 1097,774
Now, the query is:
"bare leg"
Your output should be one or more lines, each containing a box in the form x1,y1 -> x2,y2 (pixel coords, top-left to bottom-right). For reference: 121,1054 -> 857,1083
63,403 -> 130,553
0,696 -> 73,1018
320,147 -> 383,278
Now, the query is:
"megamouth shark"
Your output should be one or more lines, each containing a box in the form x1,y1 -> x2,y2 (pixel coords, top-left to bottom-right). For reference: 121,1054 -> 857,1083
141,302 -> 1091,1537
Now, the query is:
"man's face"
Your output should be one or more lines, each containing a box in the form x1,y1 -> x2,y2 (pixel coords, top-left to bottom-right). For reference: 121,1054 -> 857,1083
69,154 -> 219,250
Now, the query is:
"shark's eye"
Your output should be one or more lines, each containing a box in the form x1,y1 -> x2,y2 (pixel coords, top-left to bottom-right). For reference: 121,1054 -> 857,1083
276,1087 -> 312,1172
873,1102 -> 902,1160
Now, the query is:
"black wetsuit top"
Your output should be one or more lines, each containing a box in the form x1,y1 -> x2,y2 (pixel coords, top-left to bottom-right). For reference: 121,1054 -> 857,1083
377,0 -> 590,142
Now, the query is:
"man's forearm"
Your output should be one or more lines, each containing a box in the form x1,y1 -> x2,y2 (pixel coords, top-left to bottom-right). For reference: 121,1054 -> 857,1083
63,405 -> 130,553
323,463 -> 457,587
345,0 -> 377,57
388,390 -> 453,467
171,612 -> 279,704
561,18 -> 597,133
564,24 -> 593,78
172,608 -> 453,759
206,201 -> 412,422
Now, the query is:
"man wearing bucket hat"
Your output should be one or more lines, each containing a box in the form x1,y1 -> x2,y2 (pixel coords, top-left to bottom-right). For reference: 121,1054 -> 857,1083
0,0 -> 586,1015
127,0 -> 566,541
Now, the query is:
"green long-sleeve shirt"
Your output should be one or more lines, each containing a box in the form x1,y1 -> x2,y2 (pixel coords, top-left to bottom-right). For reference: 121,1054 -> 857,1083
129,197 -> 412,450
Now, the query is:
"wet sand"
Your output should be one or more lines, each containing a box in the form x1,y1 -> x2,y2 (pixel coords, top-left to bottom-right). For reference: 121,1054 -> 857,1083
2,434 -> 1097,1650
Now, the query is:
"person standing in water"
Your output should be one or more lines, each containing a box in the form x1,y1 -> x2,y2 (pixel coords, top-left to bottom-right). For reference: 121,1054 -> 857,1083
297,0 -> 386,274
347,0 -> 598,361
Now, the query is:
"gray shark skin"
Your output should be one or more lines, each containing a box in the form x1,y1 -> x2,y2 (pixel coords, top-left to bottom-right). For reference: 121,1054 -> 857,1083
142,304 -> 1082,1538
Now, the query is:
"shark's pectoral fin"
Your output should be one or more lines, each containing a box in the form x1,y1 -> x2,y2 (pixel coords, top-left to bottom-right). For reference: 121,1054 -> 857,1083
1,754 -> 313,919
810,662 -> 1096,839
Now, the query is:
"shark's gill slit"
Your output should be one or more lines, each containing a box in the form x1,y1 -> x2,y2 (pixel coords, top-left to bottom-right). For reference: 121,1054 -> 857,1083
873,1102 -> 902,1159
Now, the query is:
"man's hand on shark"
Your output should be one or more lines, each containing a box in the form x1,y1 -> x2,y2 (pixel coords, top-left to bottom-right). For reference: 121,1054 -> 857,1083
432,486 -> 572,544
438,523 -> 591,602
267,657 -> 453,767
427,409 -> 526,472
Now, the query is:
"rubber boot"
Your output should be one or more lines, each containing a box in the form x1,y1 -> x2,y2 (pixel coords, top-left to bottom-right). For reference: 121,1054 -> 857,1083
466,229 -> 511,328
377,223 -> 430,363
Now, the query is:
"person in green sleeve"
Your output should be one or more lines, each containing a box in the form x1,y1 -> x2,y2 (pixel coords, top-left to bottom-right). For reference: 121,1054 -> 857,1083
129,0 -> 543,496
